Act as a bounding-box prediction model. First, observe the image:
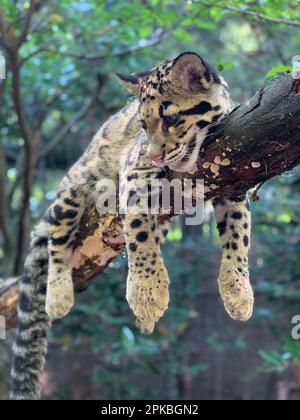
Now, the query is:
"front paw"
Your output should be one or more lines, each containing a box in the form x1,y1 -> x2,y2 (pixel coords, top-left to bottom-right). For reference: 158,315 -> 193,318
135,318 -> 155,335
46,275 -> 74,320
126,267 -> 170,333
219,274 -> 254,321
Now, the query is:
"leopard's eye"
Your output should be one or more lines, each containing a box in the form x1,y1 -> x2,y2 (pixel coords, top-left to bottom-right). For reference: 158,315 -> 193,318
140,120 -> 148,130
163,114 -> 179,128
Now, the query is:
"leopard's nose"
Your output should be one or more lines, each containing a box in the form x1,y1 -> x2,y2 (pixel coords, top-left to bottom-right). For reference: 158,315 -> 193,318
151,154 -> 165,165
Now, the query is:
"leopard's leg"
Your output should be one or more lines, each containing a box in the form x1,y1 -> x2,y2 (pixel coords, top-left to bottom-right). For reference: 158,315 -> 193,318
213,195 -> 254,321
121,164 -> 171,334
45,187 -> 86,320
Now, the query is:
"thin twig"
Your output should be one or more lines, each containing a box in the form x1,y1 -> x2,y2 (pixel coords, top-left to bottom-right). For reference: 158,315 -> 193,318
39,75 -> 106,159
22,28 -> 166,63
225,5 -> 300,28
201,2 -> 300,28
17,0 -> 39,47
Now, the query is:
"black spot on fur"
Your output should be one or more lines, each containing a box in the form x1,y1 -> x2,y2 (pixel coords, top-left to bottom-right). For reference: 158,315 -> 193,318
19,293 -> 31,312
231,211 -> 243,220
181,101 -> 212,116
36,259 -> 48,269
217,221 -> 227,236
34,236 -> 48,248
243,235 -> 249,247
51,235 -> 70,246
127,174 -> 138,182
229,195 -> 246,203
64,198 -> 80,208
129,243 -> 137,252
54,205 -> 78,221
136,232 -> 148,243
196,120 -> 210,129
131,219 -> 142,229
156,171 -> 166,180
162,101 -> 172,109
211,114 -> 223,124
47,214 -> 60,226
213,197 -> 226,206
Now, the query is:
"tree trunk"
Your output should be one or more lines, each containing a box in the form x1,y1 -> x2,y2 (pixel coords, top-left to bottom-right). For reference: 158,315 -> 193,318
1,73 -> 300,329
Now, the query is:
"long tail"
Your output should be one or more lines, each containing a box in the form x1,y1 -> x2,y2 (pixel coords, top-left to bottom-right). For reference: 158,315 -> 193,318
10,221 -> 50,400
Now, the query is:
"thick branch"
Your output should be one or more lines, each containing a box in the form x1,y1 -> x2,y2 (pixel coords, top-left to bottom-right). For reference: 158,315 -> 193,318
9,51 -> 38,274
1,73 -> 300,328
0,6 -> 7,44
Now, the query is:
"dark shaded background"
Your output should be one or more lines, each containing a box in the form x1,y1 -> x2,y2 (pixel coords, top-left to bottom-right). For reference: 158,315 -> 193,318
1,0 -> 300,400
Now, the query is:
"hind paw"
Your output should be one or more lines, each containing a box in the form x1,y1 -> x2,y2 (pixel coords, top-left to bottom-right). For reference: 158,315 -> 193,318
46,275 -> 74,320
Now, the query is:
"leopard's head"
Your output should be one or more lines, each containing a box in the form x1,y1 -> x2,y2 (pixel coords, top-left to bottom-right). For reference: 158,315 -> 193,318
116,52 -> 233,173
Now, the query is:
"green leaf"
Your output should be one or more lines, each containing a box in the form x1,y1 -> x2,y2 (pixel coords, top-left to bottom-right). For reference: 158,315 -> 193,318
216,61 -> 234,72
210,7 -> 224,22
174,29 -> 193,42
265,65 -> 292,79
195,21 -> 217,30
167,228 -> 183,241
259,350 -> 283,366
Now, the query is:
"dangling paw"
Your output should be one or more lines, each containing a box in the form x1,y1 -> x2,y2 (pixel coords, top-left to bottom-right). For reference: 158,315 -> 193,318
135,318 -> 155,335
46,272 -> 74,320
126,264 -> 170,334
218,264 -> 254,321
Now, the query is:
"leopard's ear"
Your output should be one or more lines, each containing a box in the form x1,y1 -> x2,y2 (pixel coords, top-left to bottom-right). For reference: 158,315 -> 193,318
170,52 -> 213,92
114,70 -> 151,96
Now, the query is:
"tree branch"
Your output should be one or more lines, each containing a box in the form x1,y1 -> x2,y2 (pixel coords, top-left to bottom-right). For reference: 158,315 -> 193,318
225,5 -> 300,28
21,28 -> 166,63
0,129 -> 12,256
8,50 -> 36,274
0,6 -> 7,44
201,2 -> 300,28
17,0 -> 39,47
1,73 -> 300,328
39,75 -> 106,159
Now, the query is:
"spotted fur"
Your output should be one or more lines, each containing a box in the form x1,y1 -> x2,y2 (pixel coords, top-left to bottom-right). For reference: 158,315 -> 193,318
11,52 -> 253,399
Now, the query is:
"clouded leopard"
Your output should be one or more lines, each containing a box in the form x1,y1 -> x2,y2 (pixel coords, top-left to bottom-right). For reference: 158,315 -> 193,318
11,52 -> 253,400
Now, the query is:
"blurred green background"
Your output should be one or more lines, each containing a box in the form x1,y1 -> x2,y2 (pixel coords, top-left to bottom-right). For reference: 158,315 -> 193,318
1,0 -> 300,400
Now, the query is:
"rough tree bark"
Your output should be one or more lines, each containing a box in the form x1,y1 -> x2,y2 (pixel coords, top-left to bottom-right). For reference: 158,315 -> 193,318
0,73 -> 300,329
